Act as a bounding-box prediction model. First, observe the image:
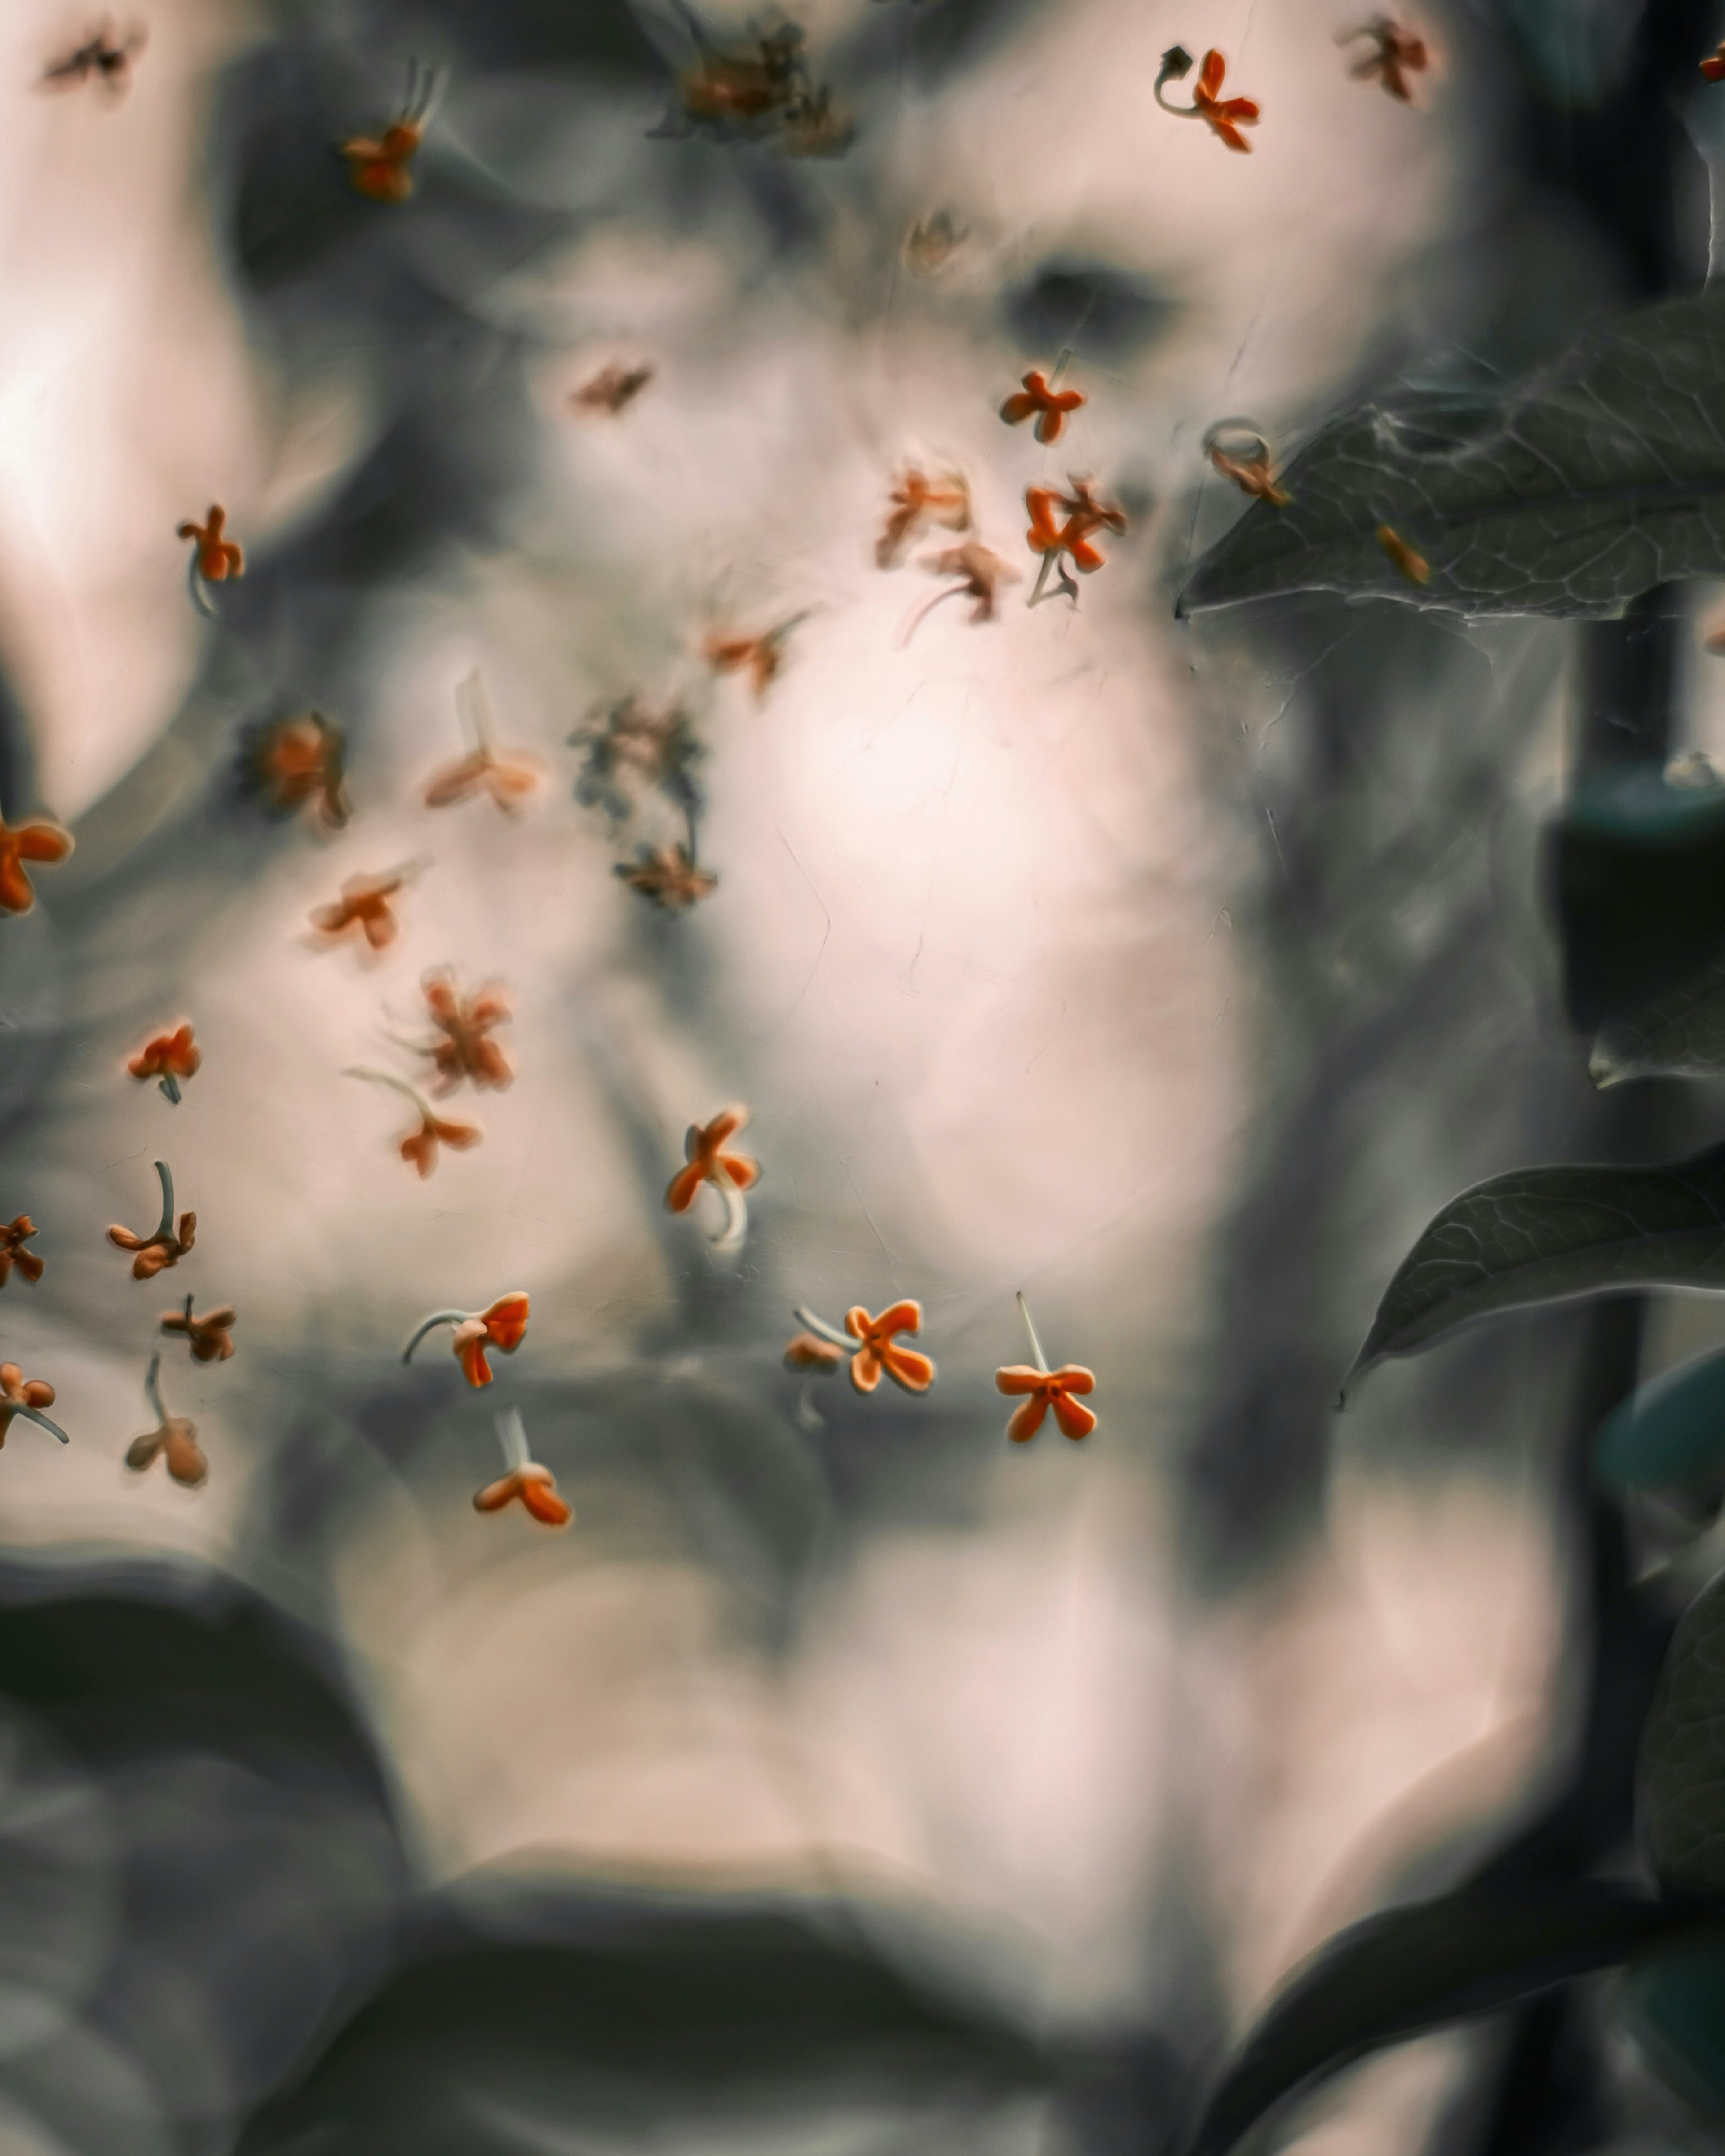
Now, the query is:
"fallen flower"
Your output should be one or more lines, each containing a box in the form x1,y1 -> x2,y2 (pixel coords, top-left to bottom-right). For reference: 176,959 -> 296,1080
1000,370 -> 1086,446
420,970 -> 513,1093
845,1300 -> 935,1393
615,843 -> 717,910
341,58 -> 441,201
0,1218 -> 43,1288
1202,420 -> 1292,507
703,614 -> 809,699
783,1331 -> 845,1373
906,542 -> 1020,640
423,672 -> 544,813
0,1363 -> 66,1446
994,1292 -> 1096,1441
403,1290 -> 529,1387
310,865 -> 414,952
126,1352 -> 204,1487
344,1067 -> 482,1178
159,1294 -> 236,1365
1155,45 -> 1259,153
572,362 -> 655,415
571,696 -> 703,829
877,468 -> 971,569
1340,17 -> 1429,101
667,1104 -> 759,1249
1376,522 -> 1431,584
249,714 -> 349,829
904,210 -> 964,276
473,1406 -> 572,1527
0,812 -> 74,917
42,18 -> 146,94
1026,480 -> 1128,604
177,505 -> 243,617
108,1161 -> 195,1280
127,1022 -> 200,1105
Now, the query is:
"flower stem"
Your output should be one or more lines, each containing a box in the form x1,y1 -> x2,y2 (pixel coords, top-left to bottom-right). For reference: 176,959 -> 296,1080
793,1305 -> 855,1352
345,1066 -> 434,1121
711,1180 -> 748,1252
153,1162 -> 175,1240
144,1350 -> 166,1425
18,1404 -> 68,1445
159,1075 -> 181,1106
795,1377 -> 825,1432
1016,1290 -> 1050,1374
187,550 -> 217,619
402,1310 -> 471,1363
495,1406 -> 530,1471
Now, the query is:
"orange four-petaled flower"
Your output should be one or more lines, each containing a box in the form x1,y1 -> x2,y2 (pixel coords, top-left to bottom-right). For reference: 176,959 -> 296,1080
108,1162 -> 195,1280
128,1022 -> 200,1104
160,1298 -> 236,1364
1000,371 -> 1086,445
1026,480 -> 1128,582
177,505 -> 244,583
0,814 -> 73,916
666,1105 -> 760,1214
0,1363 -> 62,1445
422,971 -> 513,1092
1341,18 -> 1429,101
845,1301 -> 935,1395
252,714 -> 349,828
473,1464 -> 572,1525
310,868 -> 411,952
404,1292 -> 531,1388
877,469 -> 972,568
995,1363 -> 1097,1441
1156,46 -> 1260,152
615,844 -> 717,910
0,1218 -> 42,1288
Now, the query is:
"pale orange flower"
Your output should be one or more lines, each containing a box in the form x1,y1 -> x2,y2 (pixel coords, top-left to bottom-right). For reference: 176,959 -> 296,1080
1340,17 -> 1429,100
0,814 -> 73,916
421,971 -> 513,1093
1026,480 -> 1128,602
0,1363 -> 64,1445
1155,45 -> 1259,152
0,1217 -> 43,1288
665,1105 -> 760,1213
423,672 -> 543,813
615,844 -> 717,910
108,1162 -> 195,1280
1203,421 -> 1292,507
995,1364 -> 1097,1441
251,714 -> 349,828
877,469 -> 971,568
844,1300 -> 935,1395
907,542 -> 1021,639
703,614 -> 809,698
1000,370 -> 1085,445
783,1331 -> 845,1372
403,1291 -> 530,1387
127,1022 -> 200,1104
345,1069 -> 482,1179
128,1351 -> 205,1485
310,867 -> 411,952
159,1296 -> 236,1364
473,1463 -> 572,1524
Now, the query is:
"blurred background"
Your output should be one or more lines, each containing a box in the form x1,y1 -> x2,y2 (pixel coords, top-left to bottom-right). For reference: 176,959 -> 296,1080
0,0 -> 1716,2148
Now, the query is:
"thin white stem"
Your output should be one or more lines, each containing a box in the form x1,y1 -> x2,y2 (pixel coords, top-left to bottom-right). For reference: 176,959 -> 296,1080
495,1406 -> 530,1471
710,1180 -> 748,1252
459,670 -> 498,753
794,1378 -> 825,1433
344,1066 -> 434,1121
1048,346 -> 1073,388
153,1161 -> 175,1240
793,1305 -> 855,1351
901,583 -> 964,647
1027,553 -> 1055,608
187,550 -> 216,619
402,1310 -> 469,1363
1017,1291 -> 1050,1374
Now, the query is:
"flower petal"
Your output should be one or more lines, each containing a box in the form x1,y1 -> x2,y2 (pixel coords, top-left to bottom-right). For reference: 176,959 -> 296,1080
458,1336 -> 493,1386
665,1163 -> 706,1212
995,1365 -> 1045,1396
881,1344 -> 935,1392
848,1348 -> 882,1394
1051,1393 -> 1097,1440
1007,1396 -> 1048,1443
483,1292 -> 530,1352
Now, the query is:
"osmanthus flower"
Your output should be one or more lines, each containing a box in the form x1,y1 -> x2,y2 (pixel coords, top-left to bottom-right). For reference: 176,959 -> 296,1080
108,1161 -> 195,1280
127,1021 -> 199,1105
571,363 -> 654,415
310,865 -> 416,953
403,1291 -> 529,1388
904,210 -> 964,277
999,370 -> 1085,446
419,970 -> 513,1093
423,671 -> 544,814
1154,45 -> 1260,153
344,1068 -> 482,1179
904,542 -> 1020,641
0,811 -> 74,916
1376,523 -> 1430,584
787,1301 -> 936,1398
341,58 -> 442,202
703,613 -> 811,699
994,1292 -> 1097,1443
666,1105 -> 760,1250
473,1406 -> 572,1528
876,468 -> 971,568
615,843 -> 717,910
0,1364 -> 66,1447
0,1218 -> 43,1288
177,504 -> 243,617
1339,17 -> 1430,101
248,713 -> 349,829
1203,420 -> 1292,508
159,1294 -> 235,1365
126,1352 -> 204,1488
41,19 -> 146,95
1706,40 -> 1725,82
1025,480 -> 1128,605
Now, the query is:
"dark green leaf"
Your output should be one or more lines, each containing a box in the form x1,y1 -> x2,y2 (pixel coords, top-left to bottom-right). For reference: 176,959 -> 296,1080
1592,959 -> 1725,1085
1342,1142 -> 1725,1398
1177,292 -> 1725,619
1187,1883 -> 1707,2156
1622,1936 -> 1725,2117
1640,1569 -> 1725,1894
1595,1350 -> 1725,1493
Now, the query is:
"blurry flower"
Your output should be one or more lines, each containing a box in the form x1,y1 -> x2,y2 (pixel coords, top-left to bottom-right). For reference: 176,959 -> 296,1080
108,1162 -> 194,1280
0,813 -> 74,916
1026,480 -> 1128,602
248,714 -> 349,828
1706,41 -> 1725,82
1376,523 -> 1430,584
424,672 -> 543,813
615,844 -> 717,909
403,1291 -> 530,1387
127,1022 -> 200,1105
995,1364 -> 1097,1440
784,1331 -> 845,1372
0,1364 -> 65,1446
475,1409 -> 570,1526
572,363 -> 654,415
779,84 -> 852,156
571,696 -> 704,829
177,504 -> 243,583
341,59 -> 440,201
310,866 -> 412,952
421,971 -> 513,1093
907,542 -> 1020,638
1000,370 -> 1085,446
1203,420 -> 1292,507
703,614 -> 809,698
127,1351 -> 204,1486
41,18 -> 146,94
0,1218 -> 43,1288
1155,45 -> 1259,152
666,1105 -> 760,1212
665,22 -> 845,152
160,1295 -> 236,1365
877,469 -> 971,568
905,211 -> 964,276
845,1301 -> 935,1394
345,1068 -> 482,1177
1340,17 -> 1429,101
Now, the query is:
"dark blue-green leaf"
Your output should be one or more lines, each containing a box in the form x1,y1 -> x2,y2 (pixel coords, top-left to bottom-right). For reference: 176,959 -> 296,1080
1594,1351 -> 1725,1493
1640,1568 -> 1725,1895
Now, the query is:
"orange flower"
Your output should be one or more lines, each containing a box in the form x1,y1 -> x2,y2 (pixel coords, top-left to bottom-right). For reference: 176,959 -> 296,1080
128,1022 -> 200,1104
42,20 -> 146,94
784,1331 -> 845,1372
1376,523 -> 1430,584
0,1217 -> 43,1288
128,1351 -> 205,1485
341,60 -> 439,202
1000,370 -> 1086,446
422,971 -> 513,1093
1203,421 -> 1292,507
907,543 -> 1021,639
108,1161 -> 195,1280
1340,18 -> 1429,101
159,1296 -> 236,1364
1026,480 -> 1128,601
904,211 -> 964,277
177,504 -> 243,583
310,867 -> 410,951
877,469 -> 971,568
666,1105 -> 760,1213
572,363 -> 654,415
995,1365 -> 1097,1441
251,714 -> 349,828
345,1066 -> 483,1177
0,1363 -> 64,1445
1155,45 -> 1259,152
473,1463 -> 572,1525
403,1291 -> 530,1388
844,1300 -> 935,1395
423,672 -> 543,813
615,844 -> 717,910
1706,41 -> 1725,82
0,813 -> 74,916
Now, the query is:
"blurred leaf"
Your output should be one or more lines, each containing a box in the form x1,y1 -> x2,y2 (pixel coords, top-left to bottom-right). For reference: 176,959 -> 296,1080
1187,1882 -> 1705,2156
1342,1142 -> 1725,1397
1003,261 -> 1177,362
237,1887 -> 1047,2155
1177,292 -> 1725,618
1592,959 -> 1725,1084
1622,1935 -> 1725,2116
1595,1349 -> 1725,1492
1639,1569 -> 1725,1894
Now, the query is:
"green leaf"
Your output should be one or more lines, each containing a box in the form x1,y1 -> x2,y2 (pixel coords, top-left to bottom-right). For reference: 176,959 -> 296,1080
1640,1569 -> 1725,1895
1595,1351 -> 1725,1493
1622,1936 -> 1725,2117
1592,959 -> 1725,1085
1177,292 -> 1725,619
1342,1142 -> 1725,1399
1187,1883 -> 1706,2156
